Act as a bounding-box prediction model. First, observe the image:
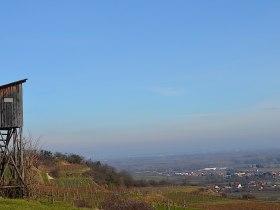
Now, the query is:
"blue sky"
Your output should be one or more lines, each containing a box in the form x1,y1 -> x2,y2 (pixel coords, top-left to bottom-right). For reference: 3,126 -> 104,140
0,1 -> 280,158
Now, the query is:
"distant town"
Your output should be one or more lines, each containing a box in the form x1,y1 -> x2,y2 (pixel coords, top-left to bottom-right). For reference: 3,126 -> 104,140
109,150 -> 280,201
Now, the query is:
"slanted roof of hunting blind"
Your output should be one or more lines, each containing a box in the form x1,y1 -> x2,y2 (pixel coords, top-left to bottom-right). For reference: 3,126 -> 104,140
0,79 -> 27,129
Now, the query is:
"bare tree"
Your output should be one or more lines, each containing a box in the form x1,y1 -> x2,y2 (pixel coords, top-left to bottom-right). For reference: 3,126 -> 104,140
23,134 -> 41,198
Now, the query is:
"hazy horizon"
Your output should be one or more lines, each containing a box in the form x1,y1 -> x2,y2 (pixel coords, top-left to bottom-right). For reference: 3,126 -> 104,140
1,1 -> 279,159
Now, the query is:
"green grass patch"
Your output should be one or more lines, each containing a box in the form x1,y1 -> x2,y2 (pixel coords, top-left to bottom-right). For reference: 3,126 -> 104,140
0,198 -> 83,210
164,191 -> 227,204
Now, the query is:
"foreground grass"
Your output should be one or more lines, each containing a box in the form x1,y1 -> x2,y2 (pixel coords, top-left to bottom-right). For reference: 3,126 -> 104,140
0,198 -> 84,210
20,182 -> 280,210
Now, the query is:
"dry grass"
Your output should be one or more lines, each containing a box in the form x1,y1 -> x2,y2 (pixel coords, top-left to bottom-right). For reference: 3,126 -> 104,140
190,200 -> 280,210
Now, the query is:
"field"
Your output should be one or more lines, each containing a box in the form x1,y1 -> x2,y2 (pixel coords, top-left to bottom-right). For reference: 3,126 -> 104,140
3,158 -> 279,210
28,161 -> 280,210
36,179 -> 280,210
4,185 -> 280,210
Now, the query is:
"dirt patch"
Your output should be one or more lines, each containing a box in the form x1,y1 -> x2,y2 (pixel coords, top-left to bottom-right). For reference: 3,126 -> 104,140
46,173 -> 54,180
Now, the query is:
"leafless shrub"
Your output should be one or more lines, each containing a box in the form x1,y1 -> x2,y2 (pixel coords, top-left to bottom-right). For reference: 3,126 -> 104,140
23,134 -> 42,198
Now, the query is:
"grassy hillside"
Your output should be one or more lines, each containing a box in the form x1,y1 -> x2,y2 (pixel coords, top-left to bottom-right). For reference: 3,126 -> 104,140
7,150 -> 280,210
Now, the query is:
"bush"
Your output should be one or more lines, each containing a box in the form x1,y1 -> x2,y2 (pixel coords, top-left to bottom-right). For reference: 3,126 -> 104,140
242,193 -> 255,199
50,168 -> 62,178
66,153 -> 85,164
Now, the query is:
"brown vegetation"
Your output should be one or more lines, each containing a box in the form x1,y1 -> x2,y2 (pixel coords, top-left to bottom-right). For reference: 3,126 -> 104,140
103,194 -> 153,210
21,146 -> 280,210
190,200 -> 280,210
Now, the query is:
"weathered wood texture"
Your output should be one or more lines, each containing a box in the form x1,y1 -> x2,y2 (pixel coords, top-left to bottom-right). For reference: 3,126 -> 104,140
0,80 -> 26,129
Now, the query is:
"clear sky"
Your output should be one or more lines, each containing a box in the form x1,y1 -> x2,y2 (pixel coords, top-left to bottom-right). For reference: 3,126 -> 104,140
0,1 -> 280,159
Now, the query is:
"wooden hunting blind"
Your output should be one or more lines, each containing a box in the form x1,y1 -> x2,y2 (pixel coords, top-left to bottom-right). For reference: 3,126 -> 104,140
0,79 -> 27,197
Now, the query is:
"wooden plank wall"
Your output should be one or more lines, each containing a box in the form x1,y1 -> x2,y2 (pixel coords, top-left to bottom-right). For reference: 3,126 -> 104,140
0,83 -> 23,128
